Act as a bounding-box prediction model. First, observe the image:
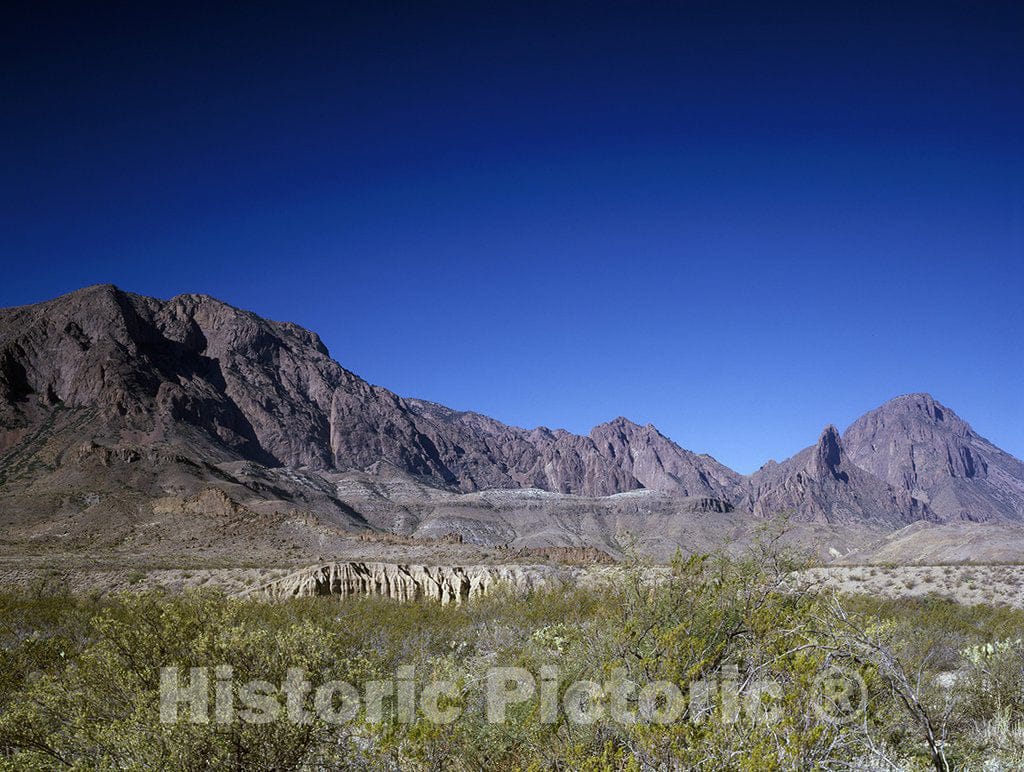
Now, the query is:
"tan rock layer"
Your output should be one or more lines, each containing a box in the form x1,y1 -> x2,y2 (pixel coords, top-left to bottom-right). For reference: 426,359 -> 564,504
251,561 -> 566,604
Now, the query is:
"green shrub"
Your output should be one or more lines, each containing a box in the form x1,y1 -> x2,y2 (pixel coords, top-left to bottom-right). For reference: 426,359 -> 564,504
1,551 -> 1023,769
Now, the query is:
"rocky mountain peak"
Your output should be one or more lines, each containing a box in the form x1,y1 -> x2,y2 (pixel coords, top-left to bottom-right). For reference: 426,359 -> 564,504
870,393 -> 973,436
597,416 -> 642,431
745,421 -> 929,526
812,425 -> 844,476
843,394 -> 1024,522
590,416 -> 658,441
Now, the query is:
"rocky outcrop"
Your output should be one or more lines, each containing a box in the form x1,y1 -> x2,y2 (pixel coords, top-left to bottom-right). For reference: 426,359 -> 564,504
402,401 -> 741,498
0,284 -> 340,468
251,561 -> 566,603
588,417 -> 742,498
843,394 -> 1024,522
152,488 -> 246,518
744,426 -> 930,526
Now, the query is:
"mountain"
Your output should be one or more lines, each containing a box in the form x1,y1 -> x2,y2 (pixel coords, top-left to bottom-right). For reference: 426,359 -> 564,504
743,425 -> 931,526
1,285 -> 1022,558
404,401 -> 742,498
0,285 -> 736,503
843,393 -> 1024,522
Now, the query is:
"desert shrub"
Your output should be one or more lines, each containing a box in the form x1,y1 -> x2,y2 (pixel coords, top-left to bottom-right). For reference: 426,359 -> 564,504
0,590 -> 394,768
0,590 -> 104,711
2,554 -> 1024,769
842,594 -> 1024,645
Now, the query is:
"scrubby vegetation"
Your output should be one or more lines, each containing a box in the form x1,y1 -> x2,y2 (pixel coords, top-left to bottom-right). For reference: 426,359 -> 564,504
2,547 -> 1024,770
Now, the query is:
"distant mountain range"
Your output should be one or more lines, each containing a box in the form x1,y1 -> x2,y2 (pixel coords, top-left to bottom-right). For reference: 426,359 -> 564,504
1,286 -> 1022,556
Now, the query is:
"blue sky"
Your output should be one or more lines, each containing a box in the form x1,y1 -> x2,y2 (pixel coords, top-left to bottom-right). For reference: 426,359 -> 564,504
1,1 -> 1021,473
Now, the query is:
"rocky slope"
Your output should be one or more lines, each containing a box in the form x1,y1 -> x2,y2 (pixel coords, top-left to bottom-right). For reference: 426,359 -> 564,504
843,393 -> 1024,522
1,285 -> 1023,560
405,400 -> 743,497
329,478 -> 755,560
743,426 -> 932,526
0,284 -> 737,500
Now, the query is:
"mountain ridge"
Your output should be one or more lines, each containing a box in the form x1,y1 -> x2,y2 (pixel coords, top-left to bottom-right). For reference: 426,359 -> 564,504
2,285 -> 1022,538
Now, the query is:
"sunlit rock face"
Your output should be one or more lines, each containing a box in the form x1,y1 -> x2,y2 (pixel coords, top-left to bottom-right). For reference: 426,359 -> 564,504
2,287 -> 1022,540
0,284 -> 739,498
252,562 -> 566,604
742,425 -> 932,526
843,393 -> 1024,522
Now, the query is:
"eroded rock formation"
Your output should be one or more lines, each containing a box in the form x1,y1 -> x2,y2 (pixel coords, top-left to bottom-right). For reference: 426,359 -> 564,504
251,561 -> 565,604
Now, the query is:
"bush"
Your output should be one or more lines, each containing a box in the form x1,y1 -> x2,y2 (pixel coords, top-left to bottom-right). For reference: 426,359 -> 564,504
1,550 -> 1023,769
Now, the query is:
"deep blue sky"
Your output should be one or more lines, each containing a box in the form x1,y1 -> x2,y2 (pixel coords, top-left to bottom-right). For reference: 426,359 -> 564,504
1,1 -> 1021,473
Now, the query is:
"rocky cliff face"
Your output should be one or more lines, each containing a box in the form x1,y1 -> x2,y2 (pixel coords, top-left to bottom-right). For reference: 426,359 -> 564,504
589,417 -> 743,497
743,426 -> 931,526
0,284 -> 343,469
404,401 -> 742,498
0,285 -> 738,499
251,561 -> 565,603
843,394 -> 1024,522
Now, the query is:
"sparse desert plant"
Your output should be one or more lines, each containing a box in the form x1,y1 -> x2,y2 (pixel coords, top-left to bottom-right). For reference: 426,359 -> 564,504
2,548 -> 1024,770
